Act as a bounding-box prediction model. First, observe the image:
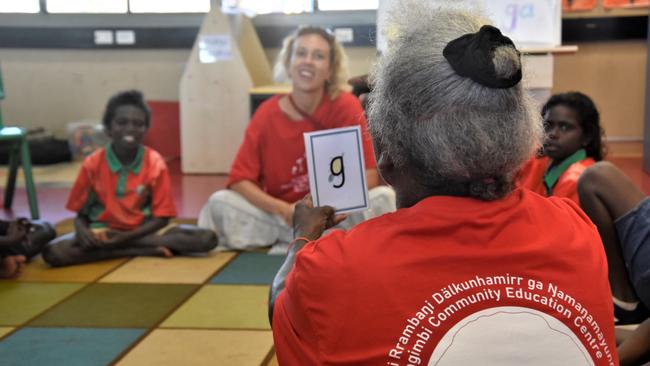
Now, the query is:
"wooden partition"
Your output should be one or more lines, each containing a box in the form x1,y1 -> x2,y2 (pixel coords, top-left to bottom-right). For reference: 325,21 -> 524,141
180,9 -> 271,173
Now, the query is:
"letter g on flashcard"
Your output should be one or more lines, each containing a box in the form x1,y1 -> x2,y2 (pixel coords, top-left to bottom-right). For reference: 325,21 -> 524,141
303,126 -> 369,213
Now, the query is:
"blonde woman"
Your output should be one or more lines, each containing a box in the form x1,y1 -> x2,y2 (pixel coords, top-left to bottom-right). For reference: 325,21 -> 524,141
198,26 -> 395,250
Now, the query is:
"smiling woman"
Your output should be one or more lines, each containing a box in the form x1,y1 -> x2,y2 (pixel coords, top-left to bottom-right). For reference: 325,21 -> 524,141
197,25 -> 396,251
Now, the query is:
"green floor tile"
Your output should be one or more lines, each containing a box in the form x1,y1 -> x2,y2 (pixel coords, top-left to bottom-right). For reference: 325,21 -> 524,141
0,282 -> 83,326
162,285 -> 270,330
29,283 -> 198,328
0,327 -> 145,366
210,252 -> 285,285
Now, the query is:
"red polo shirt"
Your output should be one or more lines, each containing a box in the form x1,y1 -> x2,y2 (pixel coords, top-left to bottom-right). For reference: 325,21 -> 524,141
67,145 -> 177,230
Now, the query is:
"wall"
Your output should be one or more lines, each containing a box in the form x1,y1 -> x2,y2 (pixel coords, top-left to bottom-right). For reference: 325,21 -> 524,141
553,40 -> 647,156
0,49 -> 188,137
1,37 -> 647,158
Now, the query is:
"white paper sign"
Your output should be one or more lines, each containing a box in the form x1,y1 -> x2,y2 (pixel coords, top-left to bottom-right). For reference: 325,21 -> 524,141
115,30 -> 136,45
303,126 -> 369,213
482,0 -> 561,47
198,35 -> 233,63
93,30 -> 113,45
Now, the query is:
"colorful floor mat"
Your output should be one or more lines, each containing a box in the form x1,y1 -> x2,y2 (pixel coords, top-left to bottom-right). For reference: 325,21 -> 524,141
0,248 -> 283,365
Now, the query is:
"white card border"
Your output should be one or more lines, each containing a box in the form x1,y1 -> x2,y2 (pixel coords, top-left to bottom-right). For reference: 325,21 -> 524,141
303,125 -> 369,213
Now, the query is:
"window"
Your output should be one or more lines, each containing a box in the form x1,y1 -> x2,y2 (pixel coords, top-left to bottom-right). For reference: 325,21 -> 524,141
222,0 -> 313,15
0,0 -> 40,13
317,0 -> 378,11
46,0 -> 128,13
129,0 -> 211,13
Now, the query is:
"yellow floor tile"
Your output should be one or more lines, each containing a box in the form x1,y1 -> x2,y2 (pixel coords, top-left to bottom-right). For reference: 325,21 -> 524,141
99,252 -> 237,284
13,257 -> 128,283
117,329 -> 273,366
0,327 -> 14,339
0,282 -> 84,325
161,285 -> 270,330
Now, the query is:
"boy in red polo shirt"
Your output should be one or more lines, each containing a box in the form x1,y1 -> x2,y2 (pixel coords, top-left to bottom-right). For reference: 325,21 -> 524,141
42,90 -> 217,266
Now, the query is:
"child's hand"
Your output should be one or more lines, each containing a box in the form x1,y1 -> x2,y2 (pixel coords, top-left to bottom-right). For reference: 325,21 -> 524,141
101,230 -> 129,247
76,226 -> 101,249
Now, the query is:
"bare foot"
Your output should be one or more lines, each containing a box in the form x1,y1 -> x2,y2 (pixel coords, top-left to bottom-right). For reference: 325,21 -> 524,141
0,255 -> 26,279
158,246 -> 173,258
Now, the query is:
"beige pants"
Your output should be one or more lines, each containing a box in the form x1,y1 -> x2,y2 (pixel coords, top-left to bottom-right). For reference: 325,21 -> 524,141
197,186 -> 396,251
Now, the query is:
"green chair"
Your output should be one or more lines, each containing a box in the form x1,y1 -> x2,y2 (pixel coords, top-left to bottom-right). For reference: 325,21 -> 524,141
0,67 -> 39,219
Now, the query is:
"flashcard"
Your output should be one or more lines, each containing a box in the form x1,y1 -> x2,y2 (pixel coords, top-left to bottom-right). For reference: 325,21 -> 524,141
303,126 -> 369,213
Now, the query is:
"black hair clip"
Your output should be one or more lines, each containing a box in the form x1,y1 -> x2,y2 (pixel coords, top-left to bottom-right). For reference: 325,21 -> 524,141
443,25 -> 522,89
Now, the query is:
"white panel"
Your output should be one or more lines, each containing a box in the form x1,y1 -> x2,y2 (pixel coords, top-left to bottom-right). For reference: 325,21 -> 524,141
221,0 -> 312,15
0,0 -> 39,13
318,0 -> 378,11
129,0 -> 210,13
47,0 -> 127,13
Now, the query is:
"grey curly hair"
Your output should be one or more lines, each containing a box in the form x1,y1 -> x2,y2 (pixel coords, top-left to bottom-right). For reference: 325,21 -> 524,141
368,5 -> 542,200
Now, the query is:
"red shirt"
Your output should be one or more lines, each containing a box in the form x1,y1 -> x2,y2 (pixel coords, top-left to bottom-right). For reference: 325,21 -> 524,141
227,92 -> 376,203
67,145 -> 177,230
273,189 -> 617,365
551,158 -> 595,204
518,155 -> 595,205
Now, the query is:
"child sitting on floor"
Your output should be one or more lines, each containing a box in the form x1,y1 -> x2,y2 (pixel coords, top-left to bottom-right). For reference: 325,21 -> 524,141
42,90 -> 217,266
0,218 -> 56,277
519,91 -> 605,204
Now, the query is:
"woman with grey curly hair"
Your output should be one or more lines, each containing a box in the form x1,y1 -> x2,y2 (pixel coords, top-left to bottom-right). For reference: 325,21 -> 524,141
270,6 -> 616,365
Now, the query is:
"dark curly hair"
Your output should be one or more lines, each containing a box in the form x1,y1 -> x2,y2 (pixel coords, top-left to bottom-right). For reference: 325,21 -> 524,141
102,90 -> 151,130
541,91 -> 605,161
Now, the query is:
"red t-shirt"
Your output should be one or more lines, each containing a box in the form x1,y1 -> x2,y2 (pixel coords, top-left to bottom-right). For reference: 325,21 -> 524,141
227,92 -> 376,203
67,145 -> 177,230
518,156 -> 595,205
273,189 -> 617,365
552,158 -> 595,204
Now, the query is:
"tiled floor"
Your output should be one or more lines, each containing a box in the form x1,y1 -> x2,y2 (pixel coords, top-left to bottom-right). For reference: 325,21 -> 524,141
0,155 -> 649,365
0,158 -> 281,365
0,250 -> 283,365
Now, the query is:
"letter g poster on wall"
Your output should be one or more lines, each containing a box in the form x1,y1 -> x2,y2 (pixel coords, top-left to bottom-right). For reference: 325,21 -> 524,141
377,0 -> 561,52
303,126 -> 369,213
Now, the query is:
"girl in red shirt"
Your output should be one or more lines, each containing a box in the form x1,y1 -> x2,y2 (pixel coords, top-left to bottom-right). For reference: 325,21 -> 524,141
519,92 -> 605,205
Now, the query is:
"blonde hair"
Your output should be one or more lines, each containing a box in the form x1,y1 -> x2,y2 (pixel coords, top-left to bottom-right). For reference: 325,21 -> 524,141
273,26 -> 349,99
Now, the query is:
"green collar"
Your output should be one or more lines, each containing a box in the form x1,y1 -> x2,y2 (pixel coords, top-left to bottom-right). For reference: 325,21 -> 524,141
544,149 -> 586,194
106,144 -> 144,174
